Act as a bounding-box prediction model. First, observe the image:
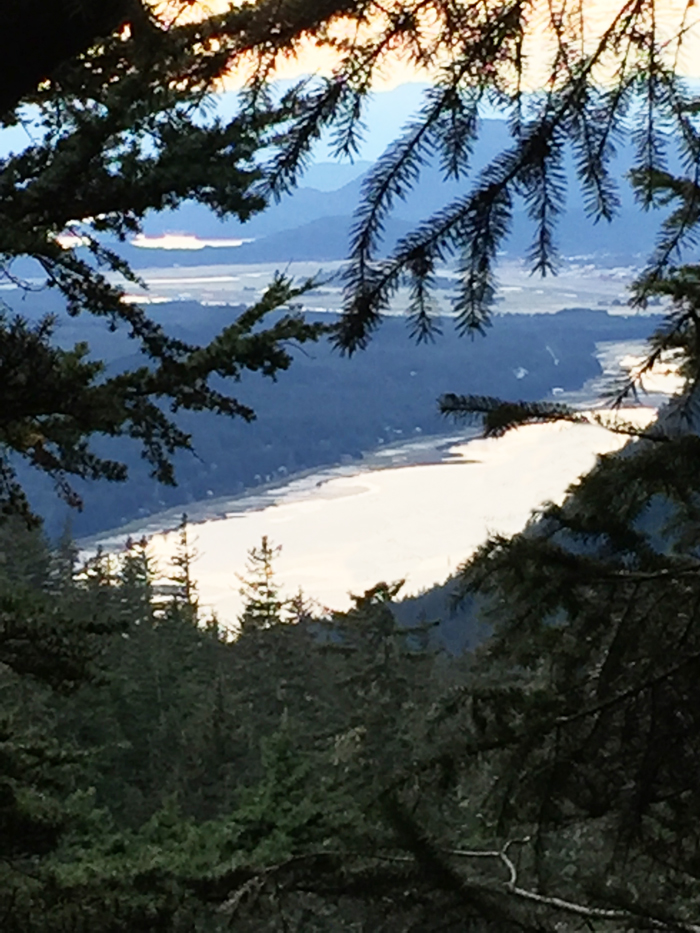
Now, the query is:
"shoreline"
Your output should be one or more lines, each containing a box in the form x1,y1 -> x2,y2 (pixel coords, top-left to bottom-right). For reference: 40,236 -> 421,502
79,336 -> 674,556
78,427 -> 482,552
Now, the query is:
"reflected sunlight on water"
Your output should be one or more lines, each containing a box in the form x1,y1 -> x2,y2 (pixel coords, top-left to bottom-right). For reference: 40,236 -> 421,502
141,418 -> 645,625
82,339 -> 679,628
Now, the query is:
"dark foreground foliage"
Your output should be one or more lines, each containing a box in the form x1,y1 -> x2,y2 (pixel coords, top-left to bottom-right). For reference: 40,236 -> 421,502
5,402 -> 700,931
5,0 -> 700,528
7,3 -> 700,931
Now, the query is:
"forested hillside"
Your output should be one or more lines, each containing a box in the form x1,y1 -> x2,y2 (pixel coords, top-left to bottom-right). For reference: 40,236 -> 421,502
8,396 -> 700,931
0,520 -> 451,930
6,0 -> 700,930
10,298 -> 660,536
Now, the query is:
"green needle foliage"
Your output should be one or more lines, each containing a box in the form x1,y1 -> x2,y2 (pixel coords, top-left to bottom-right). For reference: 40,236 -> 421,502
4,0 -> 700,519
225,0 -> 700,352
238,536 -> 290,633
10,3 -> 700,931
0,1 -> 332,520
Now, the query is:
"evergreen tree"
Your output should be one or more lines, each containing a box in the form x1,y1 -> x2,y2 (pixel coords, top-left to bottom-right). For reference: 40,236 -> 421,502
46,520 -> 79,597
8,4 -> 700,930
319,581 -> 437,771
0,1 -> 328,521
4,1 -> 700,524
117,536 -> 154,626
238,536 -> 289,632
209,1 -> 700,355
168,513 -> 199,623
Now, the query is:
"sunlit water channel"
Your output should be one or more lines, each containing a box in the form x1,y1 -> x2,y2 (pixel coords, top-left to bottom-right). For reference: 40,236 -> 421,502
80,339 -> 682,627
83,415 -> 653,626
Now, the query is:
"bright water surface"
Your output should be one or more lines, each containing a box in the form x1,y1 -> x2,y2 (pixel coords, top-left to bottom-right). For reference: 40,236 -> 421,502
84,420 -> 651,625
81,338 -> 681,627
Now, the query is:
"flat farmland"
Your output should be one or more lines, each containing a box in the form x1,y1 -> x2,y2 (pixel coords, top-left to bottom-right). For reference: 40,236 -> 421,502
117,258 -> 659,317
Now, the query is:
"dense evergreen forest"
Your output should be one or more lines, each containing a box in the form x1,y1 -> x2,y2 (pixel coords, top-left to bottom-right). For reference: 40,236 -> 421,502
8,390 -> 700,931
7,0 -> 700,929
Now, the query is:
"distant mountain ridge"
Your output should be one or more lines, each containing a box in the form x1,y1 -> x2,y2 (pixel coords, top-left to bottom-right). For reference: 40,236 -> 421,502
131,107 -> 661,266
